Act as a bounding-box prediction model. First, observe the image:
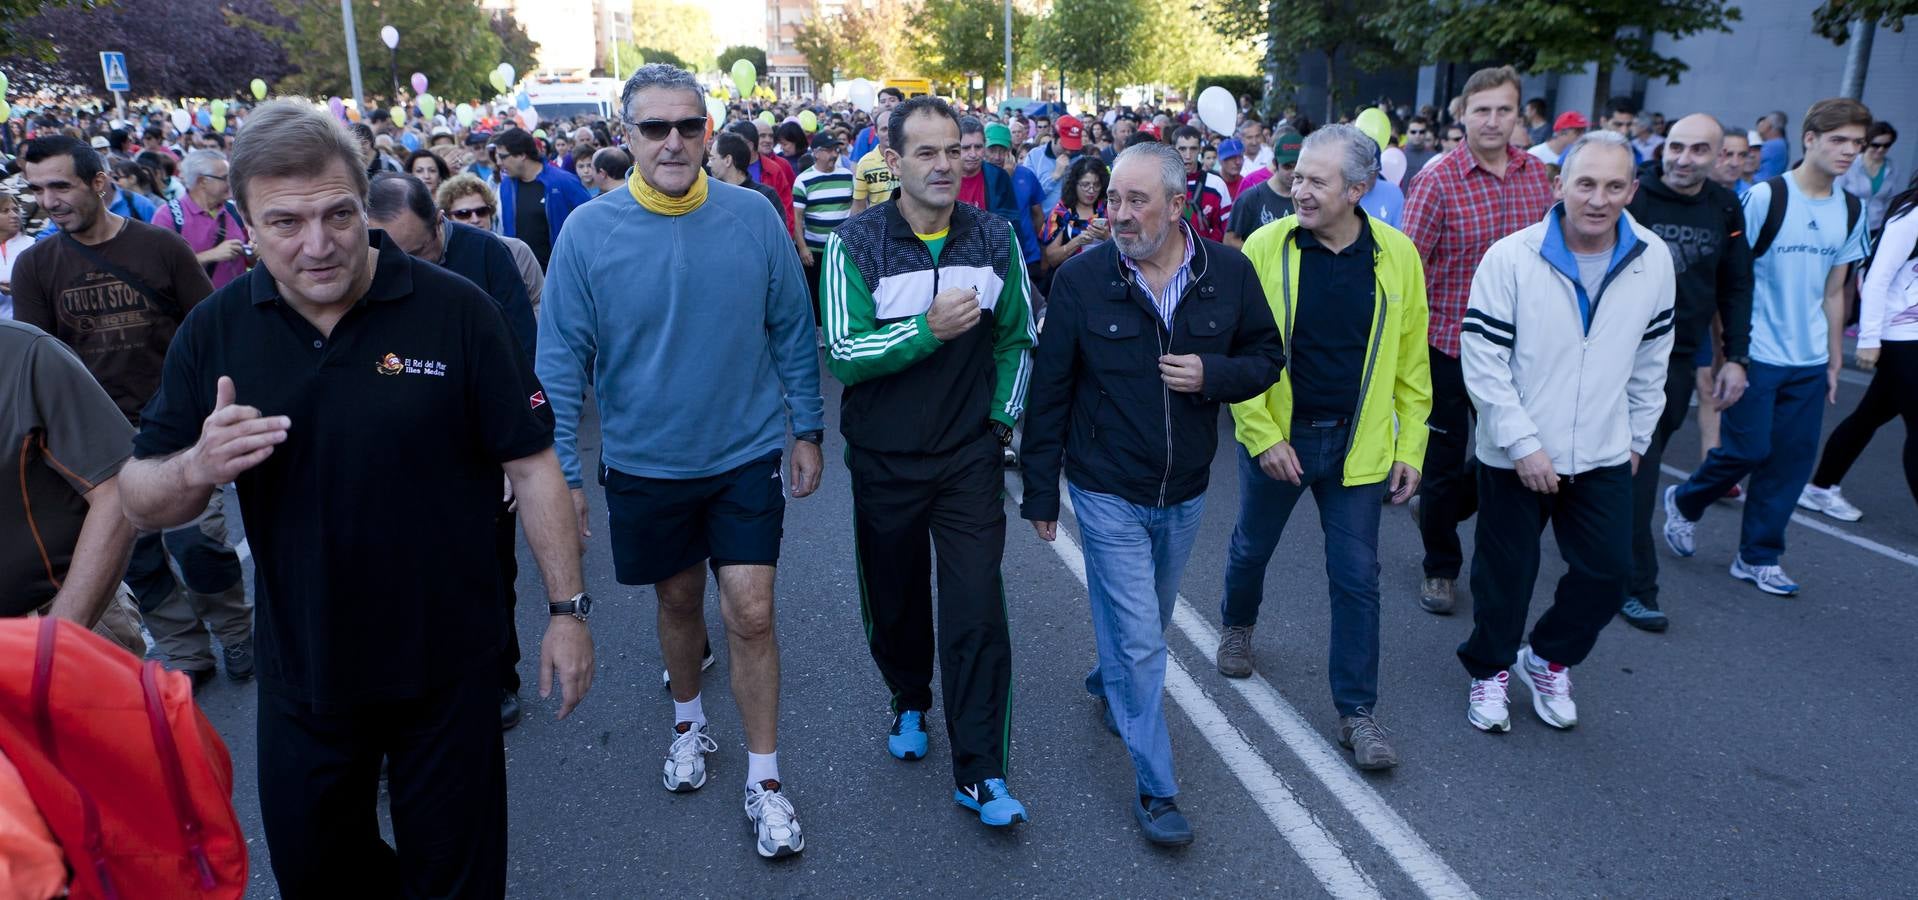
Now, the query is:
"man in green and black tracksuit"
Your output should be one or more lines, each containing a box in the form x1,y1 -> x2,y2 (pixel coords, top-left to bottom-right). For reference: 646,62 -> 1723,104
819,96 -> 1036,828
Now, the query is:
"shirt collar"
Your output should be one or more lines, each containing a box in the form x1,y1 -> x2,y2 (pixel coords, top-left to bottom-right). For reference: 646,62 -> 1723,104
1119,222 -> 1195,277
1294,208 -> 1374,257
249,229 -> 413,307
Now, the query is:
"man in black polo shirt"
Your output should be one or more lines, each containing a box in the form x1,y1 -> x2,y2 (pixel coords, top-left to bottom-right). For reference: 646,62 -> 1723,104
117,100 -> 595,899
367,172 -> 540,728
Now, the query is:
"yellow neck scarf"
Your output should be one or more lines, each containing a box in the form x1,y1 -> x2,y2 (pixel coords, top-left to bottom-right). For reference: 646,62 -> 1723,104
628,166 -> 708,216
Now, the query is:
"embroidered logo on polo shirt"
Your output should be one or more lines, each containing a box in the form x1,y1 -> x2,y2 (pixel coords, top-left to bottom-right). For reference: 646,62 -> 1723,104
529,390 -> 546,409
375,352 -> 447,376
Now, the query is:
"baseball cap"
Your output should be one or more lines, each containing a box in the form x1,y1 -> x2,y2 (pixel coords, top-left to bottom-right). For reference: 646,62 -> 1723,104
809,131 -> 842,150
985,123 -> 1012,150
1217,138 -> 1245,161
1273,130 -> 1303,165
430,125 -> 453,138
1057,115 -> 1084,151
1552,111 -> 1590,132
89,135 -> 111,150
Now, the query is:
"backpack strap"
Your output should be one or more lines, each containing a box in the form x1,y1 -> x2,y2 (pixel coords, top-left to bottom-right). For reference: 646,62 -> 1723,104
166,199 -> 186,233
1750,175 -> 1789,259
1845,191 -> 1861,244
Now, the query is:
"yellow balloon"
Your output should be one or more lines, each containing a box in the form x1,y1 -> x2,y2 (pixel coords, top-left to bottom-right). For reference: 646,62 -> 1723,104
211,114 -> 226,132
1354,107 -> 1391,151
0,100 -> 12,122
798,110 -> 818,132
250,78 -> 267,100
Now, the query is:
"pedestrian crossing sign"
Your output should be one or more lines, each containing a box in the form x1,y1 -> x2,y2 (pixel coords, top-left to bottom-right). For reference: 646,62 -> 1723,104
100,52 -> 129,92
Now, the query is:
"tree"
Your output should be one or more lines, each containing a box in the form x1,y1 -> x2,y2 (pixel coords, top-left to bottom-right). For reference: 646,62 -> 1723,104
3,0 -> 293,97
832,0 -> 916,81
0,0 -> 94,60
717,45 -> 768,79
262,0 -> 508,104
630,0 -> 717,73
489,11 -> 540,86
792,15 -> 838,86
1209,0 -> 1392,121
1033,0 -> 1143,98
632,46 -> 691,71
1813,0 -> 1916,42
914,0 -> 1030,87
1373,0 -> 1743,116
1129,0 -> 1257,101
603,41 -> 647,78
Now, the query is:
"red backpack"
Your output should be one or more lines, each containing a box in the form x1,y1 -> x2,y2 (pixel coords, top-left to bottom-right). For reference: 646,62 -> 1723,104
0,617 -> 247,899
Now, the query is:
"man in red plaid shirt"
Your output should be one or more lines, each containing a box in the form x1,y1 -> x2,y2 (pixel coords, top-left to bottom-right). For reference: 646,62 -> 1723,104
1400,65 -> 1556,615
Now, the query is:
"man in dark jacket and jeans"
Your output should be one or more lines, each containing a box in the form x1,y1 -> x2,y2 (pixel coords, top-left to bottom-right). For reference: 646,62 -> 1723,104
1020,142 -> 1283,847
1621,114 -> 1754,631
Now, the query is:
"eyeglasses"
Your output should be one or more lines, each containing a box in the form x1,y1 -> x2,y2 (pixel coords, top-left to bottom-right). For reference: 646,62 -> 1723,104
1406,128 -> 1427,136
626,117 -> 708,141
1869,141 -> 1895,150
447,205 -> 494,221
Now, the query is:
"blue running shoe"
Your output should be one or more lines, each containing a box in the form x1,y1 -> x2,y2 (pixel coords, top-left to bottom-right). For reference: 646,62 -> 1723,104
888,710 -> 928,761
954,779 -> 1029,827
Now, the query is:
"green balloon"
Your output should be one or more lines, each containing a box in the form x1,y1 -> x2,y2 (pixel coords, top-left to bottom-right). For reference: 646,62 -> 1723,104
730,58 -> 757,97
417,93 -> 437,118
489,70 -> 507,93
1,71 -> 13,94
250,78 -> 267,100
798,109 -> 818,132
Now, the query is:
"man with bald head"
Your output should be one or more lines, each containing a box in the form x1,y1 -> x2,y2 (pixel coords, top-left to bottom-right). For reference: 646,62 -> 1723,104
1618,113 -> 1754,631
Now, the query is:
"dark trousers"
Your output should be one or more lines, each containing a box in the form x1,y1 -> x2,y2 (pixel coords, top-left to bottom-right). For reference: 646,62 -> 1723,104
804,259 -> 822,326
1675,362 -> 1825,566
257,675 -> 506,899
497,499 -> 521,694
846,433 -> 1012,787
1458,463 -> 1632,680
1628,357 -> 1700,606
1814,340 -> 1918,503
1220,422 -> 1387,716
1418,348 -> 1479,579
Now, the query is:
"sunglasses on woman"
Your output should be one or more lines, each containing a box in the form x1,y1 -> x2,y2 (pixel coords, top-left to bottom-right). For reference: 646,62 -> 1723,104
626,117 -> 708,141
447,205 -> 494,221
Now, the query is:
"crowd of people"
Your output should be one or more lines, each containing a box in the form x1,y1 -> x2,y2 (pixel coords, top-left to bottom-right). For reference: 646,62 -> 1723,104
1,55 -> 1914,896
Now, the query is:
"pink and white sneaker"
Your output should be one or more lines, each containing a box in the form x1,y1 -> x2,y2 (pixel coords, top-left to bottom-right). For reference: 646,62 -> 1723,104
1514,646 -> 1577,729
1468,671 -> 1511,733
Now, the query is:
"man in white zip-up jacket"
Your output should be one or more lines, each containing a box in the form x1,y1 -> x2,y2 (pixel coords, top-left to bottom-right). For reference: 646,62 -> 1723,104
1455,132 -> 1676,734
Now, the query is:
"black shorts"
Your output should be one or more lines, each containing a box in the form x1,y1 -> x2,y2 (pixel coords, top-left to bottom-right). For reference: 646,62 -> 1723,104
603,451 -> 787,585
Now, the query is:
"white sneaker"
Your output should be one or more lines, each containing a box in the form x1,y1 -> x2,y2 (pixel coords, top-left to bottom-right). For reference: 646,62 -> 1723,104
1514,646 -> 1577,729
1730,557 -> 1801,596
745,780 -> 804,858
662,723 -> 717,792
1661,485 -> 1696,558
1797,485 -> 1863,522
1467,671 -> 1511,733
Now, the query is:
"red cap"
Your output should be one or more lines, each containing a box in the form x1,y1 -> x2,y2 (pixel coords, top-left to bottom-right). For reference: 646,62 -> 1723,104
1057,115 -> 1084,150
1553,111 -> 1589,132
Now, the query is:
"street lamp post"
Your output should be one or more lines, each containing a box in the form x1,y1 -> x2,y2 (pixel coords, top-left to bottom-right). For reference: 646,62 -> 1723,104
1002,0 -> 1012,104
381,25 -> 400,105
341,0 -> 366,113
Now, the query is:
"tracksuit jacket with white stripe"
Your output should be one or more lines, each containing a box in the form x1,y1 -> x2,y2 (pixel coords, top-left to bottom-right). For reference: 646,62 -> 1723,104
1462,206 -> 1677,477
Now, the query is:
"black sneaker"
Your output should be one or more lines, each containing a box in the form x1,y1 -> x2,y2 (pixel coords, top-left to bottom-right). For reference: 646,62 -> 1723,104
1619,597 -> 1669,632
500,690 -> 523,731
662,639 -> 716,690
185,667 -> 216,692
222,639 -> 254,681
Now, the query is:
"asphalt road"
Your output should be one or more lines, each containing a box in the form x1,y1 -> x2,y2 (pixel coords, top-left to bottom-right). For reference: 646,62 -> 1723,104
195,359 -> 1917,899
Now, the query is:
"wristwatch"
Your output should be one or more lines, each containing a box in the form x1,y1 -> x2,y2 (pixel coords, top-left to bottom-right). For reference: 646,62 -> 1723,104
549,592 -> 593,622
1724,354 -> 1751,369
991,422 -> 1014,447
795,429 -> 824,446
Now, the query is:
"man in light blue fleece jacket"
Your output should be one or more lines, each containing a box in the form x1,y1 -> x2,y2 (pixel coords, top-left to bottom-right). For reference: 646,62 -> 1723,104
535,64 -> 825,861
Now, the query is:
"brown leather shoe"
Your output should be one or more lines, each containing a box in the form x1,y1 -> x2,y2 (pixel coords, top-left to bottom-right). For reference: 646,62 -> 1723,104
1419,577 -> 1456,615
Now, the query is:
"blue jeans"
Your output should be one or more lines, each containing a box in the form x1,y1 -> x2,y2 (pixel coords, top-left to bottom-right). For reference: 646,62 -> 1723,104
1220,422 -> 1387,716
1070,483 -> 1205,800
1675,362 -> 1826,566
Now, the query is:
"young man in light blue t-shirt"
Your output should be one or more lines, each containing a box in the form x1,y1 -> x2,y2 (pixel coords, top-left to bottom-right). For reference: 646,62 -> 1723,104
1663,98 -> 1874,597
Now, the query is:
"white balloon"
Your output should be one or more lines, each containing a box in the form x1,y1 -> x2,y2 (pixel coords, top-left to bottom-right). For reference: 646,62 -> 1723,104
848,78 -> 877,113
1195,86 -> 1237,138
1380,146 -> 1406,188
169,109 -> 191,132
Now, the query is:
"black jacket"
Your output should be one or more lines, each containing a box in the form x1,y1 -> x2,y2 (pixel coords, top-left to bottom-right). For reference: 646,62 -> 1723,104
1626,161 -> 1754,364
438,221 -> 538,362
1020,228 -> 1284,521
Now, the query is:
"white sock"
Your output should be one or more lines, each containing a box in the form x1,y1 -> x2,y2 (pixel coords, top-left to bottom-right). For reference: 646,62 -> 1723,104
746,750 -> 780,788
673,694 -> 706,729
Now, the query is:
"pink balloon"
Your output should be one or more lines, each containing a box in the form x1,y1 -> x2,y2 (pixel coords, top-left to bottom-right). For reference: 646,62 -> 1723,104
410,72 -> 428,95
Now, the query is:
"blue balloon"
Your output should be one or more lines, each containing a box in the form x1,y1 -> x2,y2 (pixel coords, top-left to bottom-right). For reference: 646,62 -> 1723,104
515,93 -> 531,110
195,109 -> 211,128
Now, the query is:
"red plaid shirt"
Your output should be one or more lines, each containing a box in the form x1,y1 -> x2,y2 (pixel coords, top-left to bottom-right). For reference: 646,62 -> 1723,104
1401,144 -> 1555,357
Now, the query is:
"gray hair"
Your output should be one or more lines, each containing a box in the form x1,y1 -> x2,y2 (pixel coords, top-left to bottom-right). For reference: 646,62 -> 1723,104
1719,121 -> 1746,143
959,115 -> 984,137
1115,141 -> 1186,201
1559,129 -> 1635,178
229,99 -> 368,218
179,149 -> 227,188
1300,123 -> 1380,192
1761,110 -> 1788,131
620,64 -> 704,124
573,127 -> 594,143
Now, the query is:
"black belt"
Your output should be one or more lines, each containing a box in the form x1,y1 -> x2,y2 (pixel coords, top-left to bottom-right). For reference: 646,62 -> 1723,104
1296,417 -> 1350,429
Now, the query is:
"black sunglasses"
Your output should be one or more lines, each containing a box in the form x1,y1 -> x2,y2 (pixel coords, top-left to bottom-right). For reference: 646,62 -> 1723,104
627,117 -> 708,141
447,205 -> 495,220
1869,141 -> 1894,150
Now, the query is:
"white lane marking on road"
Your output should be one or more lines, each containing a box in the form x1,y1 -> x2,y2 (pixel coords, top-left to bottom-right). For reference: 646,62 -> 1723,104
1041,520 -> 1384,900
1658,465 -> 1918,568
1171,605 -> 1481,900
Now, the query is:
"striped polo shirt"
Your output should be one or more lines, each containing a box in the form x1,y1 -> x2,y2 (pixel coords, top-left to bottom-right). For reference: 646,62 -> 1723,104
793,166 -> 856,252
